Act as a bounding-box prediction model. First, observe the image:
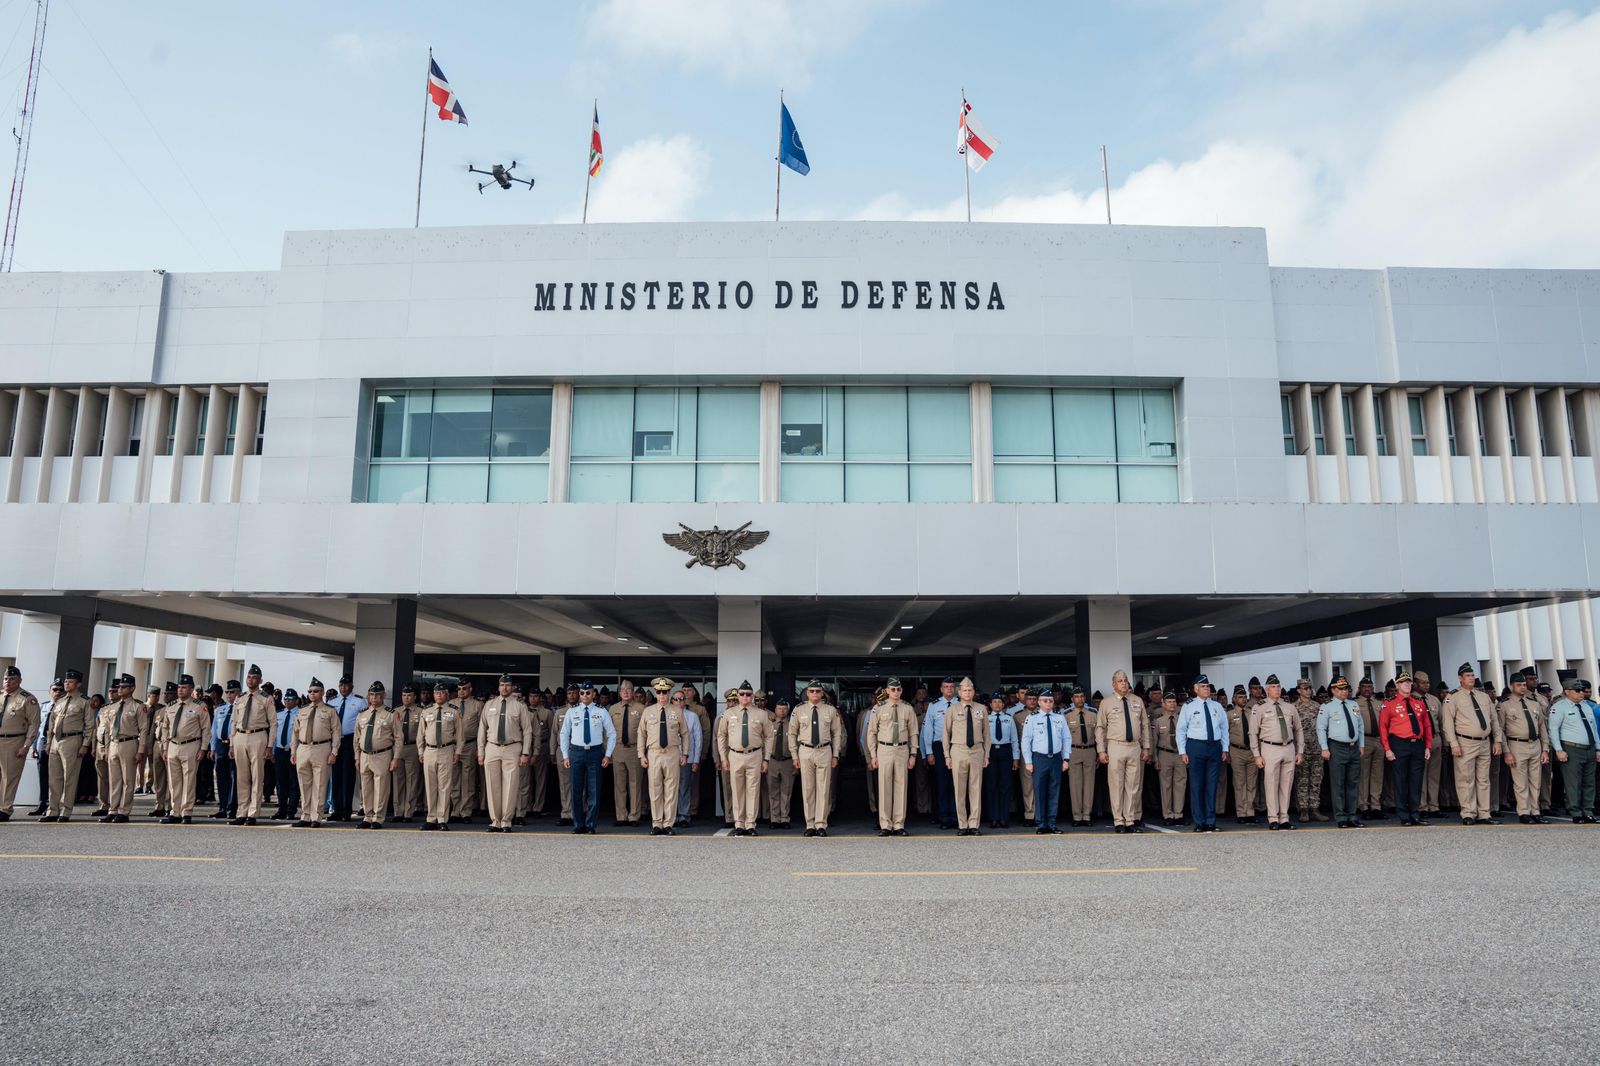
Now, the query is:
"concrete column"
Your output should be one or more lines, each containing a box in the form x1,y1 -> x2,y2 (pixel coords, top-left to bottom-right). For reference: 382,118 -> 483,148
5,388 -> 43,503
169,387 -> 201,502
1422,385 -> 1453,502
1512,387 -> 1546,502
353,599 -> 417,694
1352,384 -> 1381,500
1408,620 -> 1441,687
969,381 -> 994,503
1318,639 -> 1335,688
1579,599 -> 1600,690
1545,388 -> 1577,503
1077,598 -> 1131,694
66,386 -> 100,503
182,636 -> 202,687
1485,610 -> 1506,689
229,385 -> 264,502
34,386 -> 77,502
546,382 -> 574,503
1438,616 -> 1479,680
1377,630 -> 1397,688
715,598 -> 762,707
1321,386 -> 1351,502
539,650 -> 567,690
1292,384 -> 1319,500
1453,387 -> 1486,503
1383,387 -> 1417,502
758,380 -> 781,503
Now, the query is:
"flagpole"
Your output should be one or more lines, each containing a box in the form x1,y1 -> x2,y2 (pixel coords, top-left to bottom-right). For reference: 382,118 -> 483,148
582,98 -> 595,224
961,88 -> 971,223
775,89 -> 783,222
1100,145 -> 1112,224
414,47 -> 431,228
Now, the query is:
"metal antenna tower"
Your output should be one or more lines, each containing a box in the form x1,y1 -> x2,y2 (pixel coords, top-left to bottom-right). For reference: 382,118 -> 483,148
2,0 -> 50,272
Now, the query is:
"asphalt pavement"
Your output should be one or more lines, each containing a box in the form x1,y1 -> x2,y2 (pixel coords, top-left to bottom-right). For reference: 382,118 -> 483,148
3,809 -> 1598,1065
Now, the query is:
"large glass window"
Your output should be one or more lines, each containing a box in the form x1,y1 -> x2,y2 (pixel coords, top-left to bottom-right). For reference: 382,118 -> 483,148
1310,395 -> 1327,455
1373,392 -> 1389,456
780,386 -> 971,502
570,386 -> 758,503
992,387 -> 1178,502
1407,394 -> 1426,456
1281,394 -> 1296,455
369,387 -> 553,502
1341,392 -> 1357,453
194,394 -> 209,454
127,395 -> 145,457
222,392 -> 239,456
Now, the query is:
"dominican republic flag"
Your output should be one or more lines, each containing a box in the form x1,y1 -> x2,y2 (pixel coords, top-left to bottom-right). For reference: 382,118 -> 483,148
589,105 -> 604,178
427,57 -> 468,125
958,97 -> 998,171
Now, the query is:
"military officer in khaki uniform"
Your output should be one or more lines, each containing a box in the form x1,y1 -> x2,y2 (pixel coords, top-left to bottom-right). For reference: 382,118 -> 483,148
867,678 -> 919,836
41,668 -> 94,822
638,677 -> 688,835
788,680 -> 844,836
551,690 -> 576,825
389,685 -> 422,823
1497,673 -> 1549,824
449,679 -> 484,823
1353,677 -> 1385,819
1151,694 -> 1187,826
291,679 -> 340,827
147,681 -> 176,818
715,682 -> 769,836
1414,670 -> 1448,815
942,677 -> 990,836
1251,675 -> 1304,829
352,682 -> 400,829
477,674 -> 533,833
524,690 -> 553,820
1097,670 -> 1150,832
225,664 -> 276,825
1062,686 -> 1098,827
1226,684 -> 1259,824
417,681 -> 464,830
1011,686 -> 1038,825
608,680 -> 646,828
98,674 -> 149,824
0,666 -> 41,820
1444,662 -> 1503,824
766,698 -> 796,829
160,674 -> 210,824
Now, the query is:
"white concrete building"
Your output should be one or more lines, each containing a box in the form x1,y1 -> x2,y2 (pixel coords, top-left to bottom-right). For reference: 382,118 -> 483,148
1,221 -> 1597,705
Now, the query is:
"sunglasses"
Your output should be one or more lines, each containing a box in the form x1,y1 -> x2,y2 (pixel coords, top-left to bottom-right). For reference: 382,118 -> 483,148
671,696 -> 685,702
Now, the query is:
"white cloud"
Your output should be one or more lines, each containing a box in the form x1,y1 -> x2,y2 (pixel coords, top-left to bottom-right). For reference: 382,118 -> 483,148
574,134 -> 710,223
858,11 -> 1600,269
1227,0 -> 1387,56
585,0 -> 912,83
326,30 -> 409,68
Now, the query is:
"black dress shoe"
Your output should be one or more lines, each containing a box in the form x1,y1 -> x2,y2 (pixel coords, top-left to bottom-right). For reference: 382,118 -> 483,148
817,828 -> 828,837
438,822 -> 449,831
557,817 -> 572,827
293,820 -> 310,828
1036,826 -> 1048,834
370,822 -> 383,829
1462,817 -> 1475,826
1129,824 -> 1146,833
1268,823 -> 1280,830
1115,826 -> 1128,834
161,816 -> 179,824
1282,822 -> 1296,830
675,818 -> 688,828
1192,825 -> 1205,833
92,808 -> 108,817
512,817 -> 526,826
1049,827 -> 1064,834
180,816 -> 192,824
229,817 -> 246,826
27,805 -> 45,817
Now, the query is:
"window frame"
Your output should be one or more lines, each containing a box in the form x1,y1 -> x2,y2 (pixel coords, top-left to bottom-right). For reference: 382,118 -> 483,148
990,385 -> 1179,503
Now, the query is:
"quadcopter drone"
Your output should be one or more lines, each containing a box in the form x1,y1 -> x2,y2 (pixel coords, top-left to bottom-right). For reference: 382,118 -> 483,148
466,161 -> 535,194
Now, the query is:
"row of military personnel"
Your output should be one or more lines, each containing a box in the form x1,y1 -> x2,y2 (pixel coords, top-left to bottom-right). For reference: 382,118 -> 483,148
2,663 -> 1596,834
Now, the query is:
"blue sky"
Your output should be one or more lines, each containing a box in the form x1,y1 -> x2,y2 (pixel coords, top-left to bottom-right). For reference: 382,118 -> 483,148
5,0 -> 1598,272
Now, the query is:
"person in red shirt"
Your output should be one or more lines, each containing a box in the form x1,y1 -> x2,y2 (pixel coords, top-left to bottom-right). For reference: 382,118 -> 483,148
1380,672 -> 1434,826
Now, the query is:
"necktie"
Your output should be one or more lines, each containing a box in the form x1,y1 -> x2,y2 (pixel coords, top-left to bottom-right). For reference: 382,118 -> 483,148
238,696 -> 249,732
777,722 -> 788,758
1274,702 -> 1288,744
811,708 -> 820,746
280,711 -> 291,748
435,709 -> 443,746
364,711 -> 376,753
659,706 -> 669,748
172,703 -> 184,743
1078,711 -> 1088,747
622,706 -> 631,747
1405,699 -> 1420,737
112,700 -> 124,740
741,710 -> 749,748
1204,702 -> 1215,742
1342,701 -> 1356,741
965,706 -> 974,746
497,700 -> 507,744
1047,715 -> 1057,758
1581,706 -> 1595,748
583,708 -> 592,745
892,709 -> 900,745
1122,696 -> 1132,742
1517,698 -> 1535,742
1470,692 -> 1487,732
1241,708 -> 1250,748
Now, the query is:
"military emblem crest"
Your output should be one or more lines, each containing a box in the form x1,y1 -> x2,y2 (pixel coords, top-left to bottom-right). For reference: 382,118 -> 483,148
662,521 -> 770,570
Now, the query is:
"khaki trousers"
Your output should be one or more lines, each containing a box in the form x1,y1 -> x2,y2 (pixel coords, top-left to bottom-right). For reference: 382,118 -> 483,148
1262,746 -> 1295,823
1454,737 -> 1491,818
530,752 -> 551,814
95,751 -> 109,809
450,758 -> 480,818
1422,743 -> 1444,811
645,752 -> 680,829
767,758 -> 795,823
421,747 -> 456,824
1019,759 -> 1035,819
1229,747 -> 1259,819
358,750 -> 393,822
719,767 -> 734,824
1067,746 -> 1097,821
150,750 -> 169,811
1505,740 -> 1543,816
391,745 -> 420,818
48,741 -> 88,817
729,749 -> 762,829
1106,743 -> 1145,826
557,756 -> 573,820
166,742 -> 202,817
515,761 -> 532,818
612,750 -> 642,823
876,747 -> 910,830
798,747 -> 833,829
0,746 -> 25,814
106,738 -> 140,815
233,732 -> 271,819
865,754 -> 877,813
913,758 -> 932,815
1157,750 -> 1187,819
950,746 -> 984,830
294,742 -> 332,823
1360,742 -> 1384,810
483,744 -> 520,828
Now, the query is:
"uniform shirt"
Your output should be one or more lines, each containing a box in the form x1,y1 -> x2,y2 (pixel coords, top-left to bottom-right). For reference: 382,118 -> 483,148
1549,698 -> 1599,751
866,701 -> 918,760
1378,695 -> 1434,750
716,705 -> 771,762
941,700 -> 990,755
920,696 -> 955,757
293,702 -> 341,747
1250,698 -> 1301,757
273,705 -> 300,749
560,702 -> 617,760
477,697 -> 535,758
97,698 -> 150,756
1497,695 -> 1548,750
1095,693 -> 1149,753
857,706 -> 876,756
1227,702 -> 1252,749
330,692 -> 365,736
789,703 -> 845,756
1355,694 -> 1383,746
417,702 -> 466,757
987,707 -> 1018,750
32,698 -> 51,755
1020,710 -> 1070,761
1066,704 -> 1097,755
1443,687 -> 1504,746
353,706 -> 401,755
211,701 -> 233,753
163,699 -> 211,746
228,691 -> 276,739
1316,698 -> 1365,751
638,701 -> 688,760
48,693 -> 95,748
391,705 -> 419,748
1176,698 -> 1230,755
449,698 -> 485,747
608,699 -> 646,754
1,687 -> 42,751
683,707 -> 705,764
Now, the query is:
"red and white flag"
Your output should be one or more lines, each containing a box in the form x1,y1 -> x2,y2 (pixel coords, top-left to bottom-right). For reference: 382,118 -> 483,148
958,97 -> 998,172
427,57 -> 468,125
589,104 -> 604,178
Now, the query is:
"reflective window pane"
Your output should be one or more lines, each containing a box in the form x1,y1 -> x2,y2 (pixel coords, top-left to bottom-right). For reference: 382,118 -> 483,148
571,388 -> 634,460
908,387 -> 971,459
1117,465 -> 1179,502
994,464 -> 1055,502
488,463 -> 548,503
844,463 -> 907,502
1135,389 -> 1177,459
1054,389 -> 1115,458
426,463 -> 488,503
697,388 -> 760,461
569,463 -> 631,502
490,390 -> 552,458
631,463 -> 695,502
992,388 -> 1053,459
909,463 -> 971,502
844,388 -> 908,461
696,462 -> 758,502
781,462 -> 843,502
632,388 -> 682,459
374,390 -> 431,459
369,464 -> 426,503
1056,464 -> 1118,502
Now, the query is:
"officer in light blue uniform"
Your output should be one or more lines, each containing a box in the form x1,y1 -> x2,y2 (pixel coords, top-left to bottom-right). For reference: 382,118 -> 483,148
1550,679 -> 1599,822
921,676 -> 958,829
271,688 -> 301,820
982,690 -> 1019,829
1019,689 -> 1069,833
1178,675 -> 1229,833
559,681 -> 616,834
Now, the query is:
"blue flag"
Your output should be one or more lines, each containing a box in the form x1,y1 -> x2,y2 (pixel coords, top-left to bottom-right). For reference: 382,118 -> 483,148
779,102 -> 810,176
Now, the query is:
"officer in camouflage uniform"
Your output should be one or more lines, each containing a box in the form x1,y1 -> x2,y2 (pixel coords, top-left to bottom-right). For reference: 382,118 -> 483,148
1292,677 -> 1326,821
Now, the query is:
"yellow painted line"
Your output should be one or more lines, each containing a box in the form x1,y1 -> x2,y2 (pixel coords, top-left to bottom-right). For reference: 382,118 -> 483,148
792,865 -> 1198,879
0,852 -> 222,863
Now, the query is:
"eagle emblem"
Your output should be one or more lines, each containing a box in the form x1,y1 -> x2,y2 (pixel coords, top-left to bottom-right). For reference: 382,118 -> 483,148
661,521 -> 770,570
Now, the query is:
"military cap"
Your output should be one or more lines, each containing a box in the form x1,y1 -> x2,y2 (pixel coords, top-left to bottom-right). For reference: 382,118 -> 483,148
3,665 -> 18,679
1232,684 -> 1246,695
886,677 -> 903,688
737,680 -> 753,693
804,679 -> 823,690
455,677 -> 472,686
50,677 -> 63,688
207,684 -> 224,696
307,677 -> 324,689
957,676 -> 975,688
117,673 -> 135,687
723,687 -> 739,700
1193,673 -> 1210,685
1248,676 -> 1261,687
1509,672 -> 1528,685
651,677 -> 674,692
1537,682 -> 1552,694
495,673 -> 512,684
987,690 -> 1007,703
368,680 -> 385,694
178,673 -> 195,686
246,663 -> 262,677
63,668 -> 83,681
1395,672 -> 1413,685
1330,675 -> 1351,691
433,680 -> 450,692
1059,684 -> 1076,697
163,681 -> 178,694
1359,675 -> 1373,685
1457,662 -> 1475,676
282,687 -> 299,701
1580,679 -> 1593,692
1265,674 -> 1281,686
572,680 -> 591,692
338,674 -> 352,685
225,679 -> 241,692
1413,669 -> 1431,683
1092,690 -> 1104,702
941,675 -> 957,684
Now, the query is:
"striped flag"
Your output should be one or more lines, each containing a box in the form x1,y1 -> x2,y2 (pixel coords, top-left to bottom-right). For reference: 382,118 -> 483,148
589,105 -> 604,178
958,97 -> 998,171
427,58 -> 468,125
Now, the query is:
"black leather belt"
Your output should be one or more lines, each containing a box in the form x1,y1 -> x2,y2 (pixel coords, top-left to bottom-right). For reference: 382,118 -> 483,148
300,739 -> 332,746
1507,736 -> 1542,744
361,746 -> 394,754
0,732 -> 23,738
236,728 -> 269,735
879,741 -> 910,747
1259,738 -> 1290,747
55,730 -> 83,738
1455,732 -> 1489,740
422,742 -> 457,750
797,741 -> 830,748
729,747 -> 761,754
108,736 -> 138,744
1158,746 -> 1177,754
